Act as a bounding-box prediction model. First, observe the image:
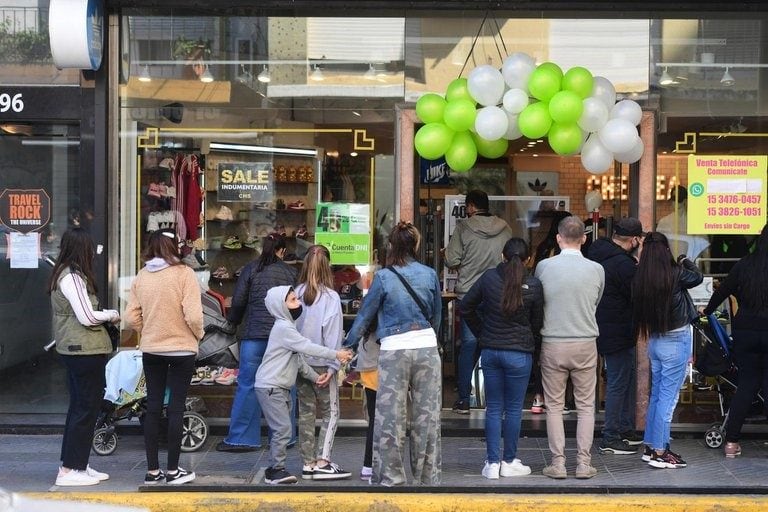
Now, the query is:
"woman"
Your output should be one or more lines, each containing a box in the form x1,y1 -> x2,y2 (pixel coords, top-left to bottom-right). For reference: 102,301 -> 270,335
344,221 -> 442,486
124,229 -> 204,485
216,232 -> 297,452
702,224 -> 768,458
294,245 -> 351,480
460,238 -> 543,479
632,231 -> 703,469
49,228 -> 118,486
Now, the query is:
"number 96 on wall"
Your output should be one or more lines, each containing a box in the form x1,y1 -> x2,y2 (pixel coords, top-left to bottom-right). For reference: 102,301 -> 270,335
0,93 -> 24,113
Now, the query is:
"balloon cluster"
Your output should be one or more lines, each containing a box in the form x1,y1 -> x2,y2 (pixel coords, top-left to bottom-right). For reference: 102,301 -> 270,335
414,52 -> 644,174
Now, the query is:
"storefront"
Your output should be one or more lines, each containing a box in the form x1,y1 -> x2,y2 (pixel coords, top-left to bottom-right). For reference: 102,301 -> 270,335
0,1 -> 766,429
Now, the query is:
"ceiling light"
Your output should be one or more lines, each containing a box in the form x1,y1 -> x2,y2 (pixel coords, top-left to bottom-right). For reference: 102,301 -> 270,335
350,151 -> 358,157
310,65 -> 324,82
659,67 -> 678,86
257,65 -> 271,83
209,142 -> 318,157
720,67 -> 735,86
532,154 -> 539,157
200,64 -> 214,83
364,64 -> 376,80
138,65 -> 152,82
352,111 -> 361,117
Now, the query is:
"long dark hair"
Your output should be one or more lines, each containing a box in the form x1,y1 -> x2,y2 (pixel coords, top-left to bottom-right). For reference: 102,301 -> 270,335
632,231 -> 676,338
500,238 -> 529,315
256,232 -> 286,272
48,228 -> 98,294
386,221 -> 420,266
142,229 -> 183,265
297,245 -> 333,306
739,224 -> 768,309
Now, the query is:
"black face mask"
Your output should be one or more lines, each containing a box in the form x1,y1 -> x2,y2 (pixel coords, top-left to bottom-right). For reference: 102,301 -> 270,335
289,305 -> 303,320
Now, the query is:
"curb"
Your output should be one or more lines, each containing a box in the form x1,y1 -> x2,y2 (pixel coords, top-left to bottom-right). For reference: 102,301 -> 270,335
21,493 -> 768,512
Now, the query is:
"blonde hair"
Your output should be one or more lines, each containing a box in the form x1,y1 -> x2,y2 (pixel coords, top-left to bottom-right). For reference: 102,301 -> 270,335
297,245 -> 333,305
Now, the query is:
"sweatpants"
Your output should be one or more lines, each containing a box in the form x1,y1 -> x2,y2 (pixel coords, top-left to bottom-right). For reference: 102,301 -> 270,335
256,387 -> 292,469
297,365 -> 340,464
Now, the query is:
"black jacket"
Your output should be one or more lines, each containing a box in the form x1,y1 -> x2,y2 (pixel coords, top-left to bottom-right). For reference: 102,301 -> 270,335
703,258 -> 768,331
587,238 -> 637,355
460,263 -> 544,353
227,260 -> 297,340
667,258 -> 704,331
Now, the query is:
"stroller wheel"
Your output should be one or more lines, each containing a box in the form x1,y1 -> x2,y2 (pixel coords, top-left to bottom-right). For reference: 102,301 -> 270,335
92,427 -> 118,456
180,411 -> 208,452
705,426 -> 724,448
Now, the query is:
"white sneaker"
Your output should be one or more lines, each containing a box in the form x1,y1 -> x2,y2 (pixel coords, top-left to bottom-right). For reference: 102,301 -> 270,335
500,458 -> 531,477
86,465 -> 110,481
56,468 -> 100,486
481,461 -> 500,479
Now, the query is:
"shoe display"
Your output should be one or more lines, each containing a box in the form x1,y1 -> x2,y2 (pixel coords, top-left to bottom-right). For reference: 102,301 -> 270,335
243,236 -> 260,249
295,224 -> 308,239
452,399 -> 470,415
312,462 -> 352,480
165,466 -> 196,485
620,430 -> 644,446
223,236 -> 242,249
648,449 -> 687,469
56,468 -> 100,487
481,461 -> 500,479
212,267 -> 230,279
599,439 -> 638,455
214,368 -> 238,385
724,442 -> 742,458
264,466 -> 298,485
287,199 -> 305,210
215,441 -> 260,453
542,464 -> 567,479
200,367 -> 219,385
275,223 -> 287,236
531,396 -> 545,414
575,463 -> 598,479
143,470 -> 165,485
215,205 -> 234,221
85,465 -> 109,481
641,444 -> 654,462
500,458 -> 531,477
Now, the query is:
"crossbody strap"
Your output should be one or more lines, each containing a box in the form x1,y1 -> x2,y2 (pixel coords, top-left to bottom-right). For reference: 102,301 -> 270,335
387,266 -> 432,325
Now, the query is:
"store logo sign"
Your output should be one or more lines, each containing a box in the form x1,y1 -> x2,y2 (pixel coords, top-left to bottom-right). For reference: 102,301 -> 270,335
0,189 -> 51,233
49,0 -> 103,70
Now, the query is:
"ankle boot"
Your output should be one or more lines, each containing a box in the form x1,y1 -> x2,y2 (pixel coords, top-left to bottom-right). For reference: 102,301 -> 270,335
724,442 -> 741,458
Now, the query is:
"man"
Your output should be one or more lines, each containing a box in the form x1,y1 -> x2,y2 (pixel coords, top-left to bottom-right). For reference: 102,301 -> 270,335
535,216 -> 604,479
444,189 -> 513,414
587,217 -> 644,455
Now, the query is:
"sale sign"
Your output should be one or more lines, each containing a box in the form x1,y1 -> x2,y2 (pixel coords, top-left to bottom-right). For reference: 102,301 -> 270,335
0,189 -> 51,233
687,155 -> 767,234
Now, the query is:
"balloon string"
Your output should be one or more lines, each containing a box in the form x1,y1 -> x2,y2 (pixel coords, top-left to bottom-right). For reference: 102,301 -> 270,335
459,12 -> 488,78
489,21 -> 504,63
492,17 -> 509,57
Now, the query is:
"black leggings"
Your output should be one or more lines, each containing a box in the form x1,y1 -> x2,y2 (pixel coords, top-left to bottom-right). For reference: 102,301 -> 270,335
726,329 -> 768,443
363,387 -> 377,468
142,352 -> 196,472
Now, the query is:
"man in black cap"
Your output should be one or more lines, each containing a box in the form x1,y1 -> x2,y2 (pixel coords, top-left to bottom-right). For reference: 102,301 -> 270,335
587,217 -> 645,455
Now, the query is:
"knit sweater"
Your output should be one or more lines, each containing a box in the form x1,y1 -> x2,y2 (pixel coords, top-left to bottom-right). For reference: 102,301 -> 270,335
124,259 -> 204,354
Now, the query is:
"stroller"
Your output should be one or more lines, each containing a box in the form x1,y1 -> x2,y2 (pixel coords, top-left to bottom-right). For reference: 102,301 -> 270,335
197,289 -> 239,368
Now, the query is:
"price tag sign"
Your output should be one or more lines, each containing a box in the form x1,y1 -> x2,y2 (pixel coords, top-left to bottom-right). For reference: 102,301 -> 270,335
687,155 -> 767,234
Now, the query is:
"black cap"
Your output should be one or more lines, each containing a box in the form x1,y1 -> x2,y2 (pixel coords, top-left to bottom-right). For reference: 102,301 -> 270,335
614,217 -> 644,237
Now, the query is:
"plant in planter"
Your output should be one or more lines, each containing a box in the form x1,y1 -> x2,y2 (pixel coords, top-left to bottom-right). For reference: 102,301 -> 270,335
172,37 -> 212,62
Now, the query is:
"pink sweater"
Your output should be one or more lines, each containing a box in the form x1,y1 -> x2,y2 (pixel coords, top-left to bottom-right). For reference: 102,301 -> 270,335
124,262 -> 204,354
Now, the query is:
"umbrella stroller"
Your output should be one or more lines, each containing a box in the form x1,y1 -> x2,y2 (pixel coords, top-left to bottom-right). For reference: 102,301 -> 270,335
197,290 -> 239,368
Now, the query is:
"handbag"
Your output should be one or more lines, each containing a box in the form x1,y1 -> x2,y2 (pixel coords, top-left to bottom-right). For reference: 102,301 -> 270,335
104,322 -> 121,351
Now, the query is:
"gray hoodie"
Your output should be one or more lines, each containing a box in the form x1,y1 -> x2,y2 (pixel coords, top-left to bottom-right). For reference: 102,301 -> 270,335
254,285 -> 339,390
444,214 -> 514,296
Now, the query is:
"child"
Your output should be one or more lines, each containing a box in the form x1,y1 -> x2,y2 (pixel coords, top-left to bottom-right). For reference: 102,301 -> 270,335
255,285 -> 352,485
295,245 -> 351,480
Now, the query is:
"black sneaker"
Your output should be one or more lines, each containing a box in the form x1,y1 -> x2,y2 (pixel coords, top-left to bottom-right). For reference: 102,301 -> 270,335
599,439 -> 638,455
452,400 -> 470,415
264,466 -> 298,485
620,430 -> 644,446
216,441 -> 260,453
648,449 -> 687,469
144,470 -> 165,485
165,466 -> 196,485
312,462 -> 352,481
641,445 -> 653,462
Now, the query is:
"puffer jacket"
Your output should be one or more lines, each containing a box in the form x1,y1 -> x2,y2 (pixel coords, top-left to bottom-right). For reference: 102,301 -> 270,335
587,238 -> 637,355
227,259 -> 297,340
459,263 -> 544,353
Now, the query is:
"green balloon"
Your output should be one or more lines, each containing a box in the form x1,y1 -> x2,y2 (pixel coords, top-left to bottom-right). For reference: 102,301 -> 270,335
562,66 -> 594,99
445,78 -> 475,104
518,102 -> 552,139
443,99 -> 477,132
416,94 -> 446,124
548,90 -> 584,125
547,122 -> 583,155
414,123 -> 455,160
472,133 -> 509,159
527,65 -> 562,103
537,62 -> 563,79
445,131 -> 477,172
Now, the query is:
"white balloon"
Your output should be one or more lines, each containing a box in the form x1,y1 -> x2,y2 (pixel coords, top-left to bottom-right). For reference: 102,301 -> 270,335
610,99 -> 643,126
591,76 -> 616,111
578,97 -> 609,133
581,134 -> 614,174
475,106 -> 509,141
501,52 -> 536,91
614,137 -> 645,164
502,88 -> 529,114
504,112 -> 523,140
467,65 -> 506,107
597,118 -> 638,154
585,189 -> 603,212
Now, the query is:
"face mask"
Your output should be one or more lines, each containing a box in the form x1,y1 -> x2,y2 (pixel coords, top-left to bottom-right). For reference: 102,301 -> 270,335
289,305 -> 303,320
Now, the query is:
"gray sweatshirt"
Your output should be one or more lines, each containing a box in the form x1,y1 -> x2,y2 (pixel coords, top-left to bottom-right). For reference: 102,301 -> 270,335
254,285 -> 339,390
295,283 -> 343,372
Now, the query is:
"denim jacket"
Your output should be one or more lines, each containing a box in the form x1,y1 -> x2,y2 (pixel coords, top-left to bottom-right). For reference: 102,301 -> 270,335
343,259 -> 442,349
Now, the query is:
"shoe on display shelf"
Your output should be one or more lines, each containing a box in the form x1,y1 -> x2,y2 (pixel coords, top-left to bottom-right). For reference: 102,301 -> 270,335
287,199 -> 305,210
212,267 -> 230,279
214,368 -> 238,385
223,236 -> 242,249
215,205 -> 234,221
200,367 -> 220,385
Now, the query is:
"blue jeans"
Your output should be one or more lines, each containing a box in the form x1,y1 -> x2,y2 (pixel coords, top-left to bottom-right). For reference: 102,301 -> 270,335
225,339 -> 267,447
643,328 -> 691,451
457,318 -> 478,403
602,346 -> 636,442
481,348 -> 532,463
